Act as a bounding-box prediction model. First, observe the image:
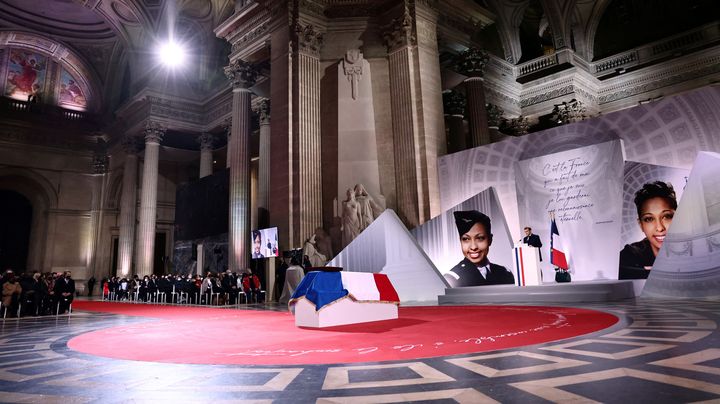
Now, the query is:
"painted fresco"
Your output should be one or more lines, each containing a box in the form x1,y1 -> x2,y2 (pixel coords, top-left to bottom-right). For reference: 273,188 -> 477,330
58,68 -> 87,110
5,49 -> 46,101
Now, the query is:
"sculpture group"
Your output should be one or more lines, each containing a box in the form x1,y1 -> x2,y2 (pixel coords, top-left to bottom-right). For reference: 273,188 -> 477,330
341,183 -> 385,248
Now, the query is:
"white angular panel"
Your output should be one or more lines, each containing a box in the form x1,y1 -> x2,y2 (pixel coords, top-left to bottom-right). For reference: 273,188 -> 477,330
643,152 -> 720,298
328,210 -> 447,303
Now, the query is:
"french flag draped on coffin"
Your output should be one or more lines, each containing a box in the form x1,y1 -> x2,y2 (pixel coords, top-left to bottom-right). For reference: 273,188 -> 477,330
289,271 -> 401,327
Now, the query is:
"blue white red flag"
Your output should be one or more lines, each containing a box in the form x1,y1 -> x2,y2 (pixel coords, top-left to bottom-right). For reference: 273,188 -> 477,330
550,217 -> 569,270
290,271 -> 400,310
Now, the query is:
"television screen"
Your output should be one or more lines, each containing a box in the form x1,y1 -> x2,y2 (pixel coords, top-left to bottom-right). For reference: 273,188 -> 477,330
251,227 -> 279,259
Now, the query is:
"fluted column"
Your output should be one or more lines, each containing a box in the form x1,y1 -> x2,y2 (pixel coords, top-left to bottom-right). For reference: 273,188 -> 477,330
443,90 -> 467,153
224,119 -> 232,169
135,121 -> 166,277
384,8 -> 422,227
117,136 -> 139,276
224,59 -> 257,272
88,151 -> 109,282
293,22 -> 323,241
257,99 -> 271,227
197,132 -> 214,178
454,47 -> 490,147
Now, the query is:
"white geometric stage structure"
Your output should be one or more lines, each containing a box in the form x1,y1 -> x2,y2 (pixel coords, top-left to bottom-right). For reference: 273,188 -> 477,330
643,152 -> 720,298
328,209 -> 448,303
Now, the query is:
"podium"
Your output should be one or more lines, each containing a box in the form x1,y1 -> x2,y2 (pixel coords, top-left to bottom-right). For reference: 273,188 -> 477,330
512,243 -> 542,286
289,271 -> 400,328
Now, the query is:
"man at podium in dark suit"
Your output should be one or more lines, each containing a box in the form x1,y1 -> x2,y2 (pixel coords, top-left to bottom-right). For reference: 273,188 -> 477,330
444,210 -> 515,287
522,226 -> 543,261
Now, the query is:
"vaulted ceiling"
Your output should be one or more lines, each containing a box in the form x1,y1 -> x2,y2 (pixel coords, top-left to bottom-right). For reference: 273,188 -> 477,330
0,0 -> 234,113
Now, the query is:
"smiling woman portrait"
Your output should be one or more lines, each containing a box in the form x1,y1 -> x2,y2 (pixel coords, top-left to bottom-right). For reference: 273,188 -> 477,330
444,210 -> 515,287
619,181 -> 677,279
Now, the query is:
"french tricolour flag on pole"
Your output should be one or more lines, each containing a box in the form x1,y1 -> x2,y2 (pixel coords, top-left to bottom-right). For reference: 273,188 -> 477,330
550,217 -> 569,270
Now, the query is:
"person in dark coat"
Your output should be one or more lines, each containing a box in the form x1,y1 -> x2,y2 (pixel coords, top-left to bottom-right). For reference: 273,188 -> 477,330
522,226 -> 543,261
53,271 -> 75,314
87,276 -> 96,297
444,210 -> 515,287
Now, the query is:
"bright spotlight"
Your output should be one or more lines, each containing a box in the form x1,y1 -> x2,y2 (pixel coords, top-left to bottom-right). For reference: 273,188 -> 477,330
158,41 -> 186,68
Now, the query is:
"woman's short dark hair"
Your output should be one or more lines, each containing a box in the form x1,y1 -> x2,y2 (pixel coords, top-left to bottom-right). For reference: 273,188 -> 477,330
251,230 -> 261,241
634,181 -> 677,217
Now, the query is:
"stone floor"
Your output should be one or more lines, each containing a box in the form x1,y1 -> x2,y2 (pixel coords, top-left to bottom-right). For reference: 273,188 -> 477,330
1,298 -> 720,403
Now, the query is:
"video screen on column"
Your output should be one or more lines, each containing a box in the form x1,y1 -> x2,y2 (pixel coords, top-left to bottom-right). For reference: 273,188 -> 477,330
250,227 -> 279,259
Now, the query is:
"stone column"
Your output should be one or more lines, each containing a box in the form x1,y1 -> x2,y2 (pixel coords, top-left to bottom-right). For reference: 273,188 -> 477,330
224,118 -> 232,169
197,132 -> 214,179
413,2 -> 445,219
384,8 -> 422,227
88,152 -> 109,281
293,22 -> 324,242
117,136 -> 139,277
135,121 -> 166,277
224,59 -> 257,272
257,99 -> 271,228
454,47 -> 490,147
443,90 -> 467,153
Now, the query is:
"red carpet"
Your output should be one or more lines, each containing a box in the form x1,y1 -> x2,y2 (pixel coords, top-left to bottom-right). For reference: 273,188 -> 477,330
68,301 -> 617,365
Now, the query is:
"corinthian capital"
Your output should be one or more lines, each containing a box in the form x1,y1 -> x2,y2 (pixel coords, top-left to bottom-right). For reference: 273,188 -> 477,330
505,115 -> 529,136
92,154 -> 109,174
224,59 -> 257,90
293,22 -> 324,56
257,99 -> 270,124
453,47 -> 489,78
143,121 -> 166,143
443,90 -> 466,116
197,133 -> 215,151
382,7 -> 415,52
486,104 -> 504,128
120,135 -> 139,154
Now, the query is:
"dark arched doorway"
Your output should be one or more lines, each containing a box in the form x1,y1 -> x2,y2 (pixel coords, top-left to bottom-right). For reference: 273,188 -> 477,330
0,190 -> 32,271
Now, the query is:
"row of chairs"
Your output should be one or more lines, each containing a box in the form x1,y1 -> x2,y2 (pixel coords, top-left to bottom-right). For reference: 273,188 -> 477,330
1,296 -> 72,319
103,289 -> 266,306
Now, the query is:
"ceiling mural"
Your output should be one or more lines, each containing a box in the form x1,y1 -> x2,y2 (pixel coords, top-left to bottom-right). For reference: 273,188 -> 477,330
58,67 -> 87,110
4,48 -> 47,101
0,46 -> 92,110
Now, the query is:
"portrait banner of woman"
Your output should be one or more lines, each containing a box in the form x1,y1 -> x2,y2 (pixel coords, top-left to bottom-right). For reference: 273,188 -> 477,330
444,210 -> 515,287
619,181 -> 677,279
618,161 -> 690,279
410,187 -> 516,287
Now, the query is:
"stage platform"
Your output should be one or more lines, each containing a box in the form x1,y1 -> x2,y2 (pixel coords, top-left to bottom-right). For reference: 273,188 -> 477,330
439,280 -> 638,304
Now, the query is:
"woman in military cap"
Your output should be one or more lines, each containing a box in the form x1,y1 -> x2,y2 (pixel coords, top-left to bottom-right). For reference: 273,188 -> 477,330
444,210 -> 515,287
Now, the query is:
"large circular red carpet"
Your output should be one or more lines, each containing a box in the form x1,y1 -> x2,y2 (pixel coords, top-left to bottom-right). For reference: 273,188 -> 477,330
68,301 -> 617,365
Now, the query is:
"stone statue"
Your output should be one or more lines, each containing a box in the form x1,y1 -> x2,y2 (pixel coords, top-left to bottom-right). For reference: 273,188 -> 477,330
354,183 -> 383,230
341,188 -> 361,247
303,234 -> 327,268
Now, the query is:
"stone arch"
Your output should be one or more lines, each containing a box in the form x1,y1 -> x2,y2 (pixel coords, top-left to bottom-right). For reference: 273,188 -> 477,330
539,0 -> 573,51
582,0 -> 613,61
0,168 -> 58,271
514,0 -> 559,63
0,30 -> 103,112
